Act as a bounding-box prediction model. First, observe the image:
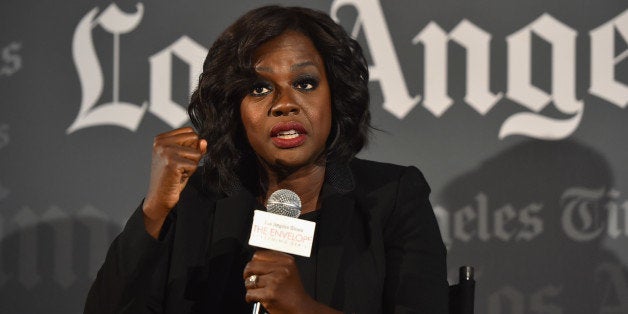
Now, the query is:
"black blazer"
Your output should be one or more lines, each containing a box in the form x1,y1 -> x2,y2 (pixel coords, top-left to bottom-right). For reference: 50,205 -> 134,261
84,159 -> 448,313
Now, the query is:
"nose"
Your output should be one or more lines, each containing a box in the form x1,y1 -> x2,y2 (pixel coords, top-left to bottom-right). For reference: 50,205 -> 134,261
270,90 -> 300,117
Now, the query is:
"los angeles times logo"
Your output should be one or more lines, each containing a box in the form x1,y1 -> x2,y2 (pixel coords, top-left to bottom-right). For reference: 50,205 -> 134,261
0,42 -> 21,77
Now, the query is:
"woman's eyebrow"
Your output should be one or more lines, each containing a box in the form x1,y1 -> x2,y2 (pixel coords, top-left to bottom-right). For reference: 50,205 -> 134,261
253,61 -> 318,73
254,66 -> 273,73
290,61 -> 317,71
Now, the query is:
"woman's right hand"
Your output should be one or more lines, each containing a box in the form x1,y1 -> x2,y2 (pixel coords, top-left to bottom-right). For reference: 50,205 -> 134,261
142,127 -> 207,238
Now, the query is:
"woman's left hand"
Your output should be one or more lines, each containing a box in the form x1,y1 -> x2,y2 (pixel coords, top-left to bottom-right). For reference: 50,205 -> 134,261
243,250 -> 317,314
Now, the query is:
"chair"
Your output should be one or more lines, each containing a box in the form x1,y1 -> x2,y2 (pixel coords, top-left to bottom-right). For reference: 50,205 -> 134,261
449,266 -> 475,314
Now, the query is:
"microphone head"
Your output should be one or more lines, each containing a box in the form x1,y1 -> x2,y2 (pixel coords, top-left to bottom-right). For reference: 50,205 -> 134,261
266,189 -> 302,218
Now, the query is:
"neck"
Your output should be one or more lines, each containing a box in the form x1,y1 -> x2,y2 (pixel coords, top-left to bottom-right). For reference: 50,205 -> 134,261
263,162 -> 326,215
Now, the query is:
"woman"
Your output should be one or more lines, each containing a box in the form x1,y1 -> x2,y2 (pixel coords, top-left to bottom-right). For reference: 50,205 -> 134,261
85,5 -> 448,314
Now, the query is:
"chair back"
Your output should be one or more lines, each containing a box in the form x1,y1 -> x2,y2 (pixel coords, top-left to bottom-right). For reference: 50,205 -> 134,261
449,266 -> 475,314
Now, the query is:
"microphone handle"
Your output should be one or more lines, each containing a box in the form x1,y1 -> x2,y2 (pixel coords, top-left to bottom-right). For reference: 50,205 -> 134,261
252,301 -> 261,314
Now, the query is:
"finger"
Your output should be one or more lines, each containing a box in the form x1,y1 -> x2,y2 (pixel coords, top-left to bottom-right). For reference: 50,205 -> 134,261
165,144 -> 204,163
154,134 -> 205,156
243,251 -> 296,279
155,132 -> 200,147
243,260 -> 295,282
153,145 -> 204,167
245,288 -> 271,304
243,260 -> 276,279
152,155 -> 199,184
251,250 -> 294,263
245,289 -> 282,313
179,134 -> 202,149
155,127 -> 196,138
245,283 -> 281,306
198,139 -> 208,155
168,155 -> 200,176
244,274 -> 266,290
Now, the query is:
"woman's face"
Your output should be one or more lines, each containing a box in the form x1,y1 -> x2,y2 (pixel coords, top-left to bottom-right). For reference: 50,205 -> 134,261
240,31 -> 332,170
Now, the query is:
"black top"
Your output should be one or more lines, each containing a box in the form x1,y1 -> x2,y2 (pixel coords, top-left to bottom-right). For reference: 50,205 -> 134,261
295,210 -> 320,299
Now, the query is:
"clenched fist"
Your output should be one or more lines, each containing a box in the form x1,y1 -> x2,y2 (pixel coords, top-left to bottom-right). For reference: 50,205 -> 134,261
142,127 -> 207,238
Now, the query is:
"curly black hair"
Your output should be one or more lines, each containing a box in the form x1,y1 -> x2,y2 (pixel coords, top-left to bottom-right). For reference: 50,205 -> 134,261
188,5 -> 370,193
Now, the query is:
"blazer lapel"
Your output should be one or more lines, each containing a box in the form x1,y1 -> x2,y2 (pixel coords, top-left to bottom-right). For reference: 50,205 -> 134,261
202,190 -> 257,303
209,190 -> 256,258
316,193 -> 356,305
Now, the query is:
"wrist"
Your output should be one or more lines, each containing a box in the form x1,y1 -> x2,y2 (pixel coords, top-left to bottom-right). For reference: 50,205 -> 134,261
141,200 -> 169,239
142,198 -> 170,220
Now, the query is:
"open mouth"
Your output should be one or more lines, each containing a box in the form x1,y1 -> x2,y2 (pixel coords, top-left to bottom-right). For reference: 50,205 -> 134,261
276,129 -> 301,139
270,122 -> 307,137
270,122 -> 308,148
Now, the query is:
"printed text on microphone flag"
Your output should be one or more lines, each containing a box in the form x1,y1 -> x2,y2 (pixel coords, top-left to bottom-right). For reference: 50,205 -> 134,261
248,210 -> 316,257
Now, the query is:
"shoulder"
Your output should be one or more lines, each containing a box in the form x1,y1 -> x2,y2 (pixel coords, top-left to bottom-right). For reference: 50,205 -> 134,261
348,158 -> 431,196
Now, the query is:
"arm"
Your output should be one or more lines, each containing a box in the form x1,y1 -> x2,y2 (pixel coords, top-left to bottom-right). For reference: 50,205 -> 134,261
84,127 -> 206,313
84,204 -> 175,314
383,166 -> 448,313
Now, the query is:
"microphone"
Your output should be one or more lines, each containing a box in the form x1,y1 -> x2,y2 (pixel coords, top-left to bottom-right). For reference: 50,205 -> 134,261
248,188 -> 315,256
250,189 -> 313,314
266,189 -> 302,217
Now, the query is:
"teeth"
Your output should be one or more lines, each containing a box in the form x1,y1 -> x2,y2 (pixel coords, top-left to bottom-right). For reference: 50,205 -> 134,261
276,129 -> 299,139
278,129 -> 298,135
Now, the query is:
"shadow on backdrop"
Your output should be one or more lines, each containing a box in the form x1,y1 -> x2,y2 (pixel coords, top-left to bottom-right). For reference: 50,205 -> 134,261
439,140 -> 628,314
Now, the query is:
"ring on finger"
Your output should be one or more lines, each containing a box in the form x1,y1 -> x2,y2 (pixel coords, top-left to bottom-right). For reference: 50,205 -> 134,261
245,274 -> 259,289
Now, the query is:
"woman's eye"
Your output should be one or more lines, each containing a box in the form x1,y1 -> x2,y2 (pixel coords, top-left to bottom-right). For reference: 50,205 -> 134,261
251,84 -> 272,96
294,78 -> 319,91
